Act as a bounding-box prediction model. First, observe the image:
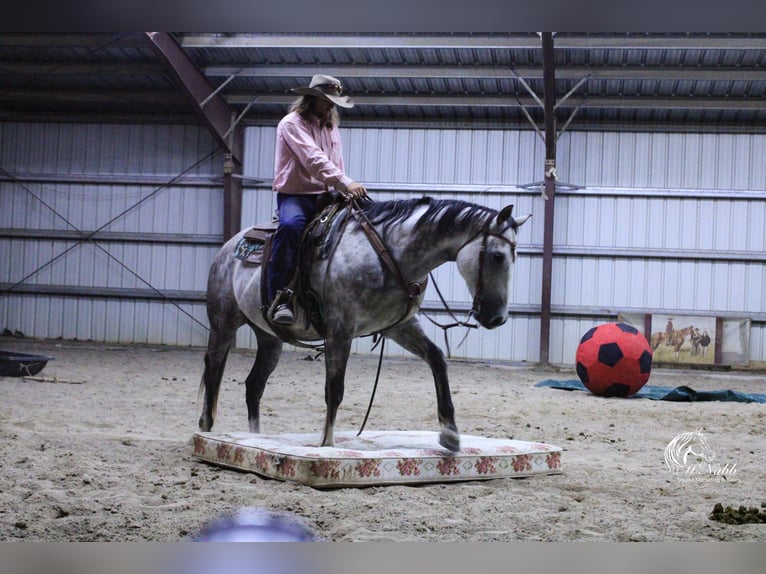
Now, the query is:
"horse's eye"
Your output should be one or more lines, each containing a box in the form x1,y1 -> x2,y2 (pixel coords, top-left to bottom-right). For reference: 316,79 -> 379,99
490,250 -> 505,264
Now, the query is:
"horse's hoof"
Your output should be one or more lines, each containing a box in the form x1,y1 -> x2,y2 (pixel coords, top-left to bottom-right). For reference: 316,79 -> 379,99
198,416 -> 212,432
439,428 -> 460,453
320,433 -> 334,448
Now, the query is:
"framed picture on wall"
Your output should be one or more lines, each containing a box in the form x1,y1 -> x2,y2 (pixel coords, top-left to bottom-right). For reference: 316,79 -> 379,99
619,313 -> 751,367
649,314 -> 716,365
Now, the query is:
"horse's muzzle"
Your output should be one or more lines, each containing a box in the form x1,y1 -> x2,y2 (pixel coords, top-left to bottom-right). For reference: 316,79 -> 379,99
479,313 -> 507,330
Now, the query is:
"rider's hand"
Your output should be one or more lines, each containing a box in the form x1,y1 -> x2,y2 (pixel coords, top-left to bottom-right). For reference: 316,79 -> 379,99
342,181 -> 368,200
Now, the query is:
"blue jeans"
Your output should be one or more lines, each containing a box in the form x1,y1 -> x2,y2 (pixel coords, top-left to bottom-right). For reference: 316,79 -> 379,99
267,193 -> 318,303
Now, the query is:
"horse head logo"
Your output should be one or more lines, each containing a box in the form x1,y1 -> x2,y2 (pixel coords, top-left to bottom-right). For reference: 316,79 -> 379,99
664,429 -> 716,474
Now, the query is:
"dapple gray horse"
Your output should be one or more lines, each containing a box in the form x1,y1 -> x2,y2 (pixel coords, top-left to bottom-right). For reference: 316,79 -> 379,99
198,197 -> 531,452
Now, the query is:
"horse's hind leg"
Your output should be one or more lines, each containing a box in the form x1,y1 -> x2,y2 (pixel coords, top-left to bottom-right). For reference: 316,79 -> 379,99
385,318 -> 459,452
245,326 -> 283,433
199,322 -> 238,432
199,257 -> 244,432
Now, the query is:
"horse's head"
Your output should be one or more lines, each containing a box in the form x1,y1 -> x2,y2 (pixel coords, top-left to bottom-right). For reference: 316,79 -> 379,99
456,205 -> 531,329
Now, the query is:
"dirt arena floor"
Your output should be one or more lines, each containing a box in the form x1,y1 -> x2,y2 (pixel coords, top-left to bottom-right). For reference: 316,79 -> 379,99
1,338 -> 764,542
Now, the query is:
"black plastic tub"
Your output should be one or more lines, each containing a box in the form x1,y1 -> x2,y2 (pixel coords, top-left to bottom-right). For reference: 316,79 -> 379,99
0,350 -> 55,377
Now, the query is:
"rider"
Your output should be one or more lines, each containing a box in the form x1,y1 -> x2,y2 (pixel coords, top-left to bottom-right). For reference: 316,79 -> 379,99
268,74 -> 368,326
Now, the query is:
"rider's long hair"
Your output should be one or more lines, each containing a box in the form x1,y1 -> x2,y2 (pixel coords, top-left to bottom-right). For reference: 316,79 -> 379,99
290,96 -> 340,128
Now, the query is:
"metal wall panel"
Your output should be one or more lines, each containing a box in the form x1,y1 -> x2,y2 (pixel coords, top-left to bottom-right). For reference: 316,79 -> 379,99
242,125 -> 766,366
241,125 -> 549,361
548,130 -> 766,365
5,120 -> 765,366
1,121 -> 222,346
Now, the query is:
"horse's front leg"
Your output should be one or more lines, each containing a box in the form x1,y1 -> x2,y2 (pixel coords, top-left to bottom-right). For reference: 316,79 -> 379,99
385,318 -> 459,452
320,336 -> 352,447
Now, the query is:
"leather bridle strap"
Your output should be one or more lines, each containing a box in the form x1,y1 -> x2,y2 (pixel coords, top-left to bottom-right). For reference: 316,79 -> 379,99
472,229 -> 490,315
459,219 -> 517,316
347,201 -> 426,318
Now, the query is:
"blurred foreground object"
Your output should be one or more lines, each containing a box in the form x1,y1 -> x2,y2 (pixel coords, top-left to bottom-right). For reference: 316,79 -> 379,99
189,507 -> 321,542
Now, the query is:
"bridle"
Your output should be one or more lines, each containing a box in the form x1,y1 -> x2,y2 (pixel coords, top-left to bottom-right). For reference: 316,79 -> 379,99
458,216 -> 518,319
349,203 -> 517,437
349,201 -> 517,326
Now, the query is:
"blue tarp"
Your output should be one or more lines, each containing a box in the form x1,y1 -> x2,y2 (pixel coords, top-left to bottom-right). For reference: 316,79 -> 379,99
535,379 -> 766,403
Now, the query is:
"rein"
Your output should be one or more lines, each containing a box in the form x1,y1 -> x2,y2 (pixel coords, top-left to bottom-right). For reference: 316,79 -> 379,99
418,217 -> 516,357
459,216 -> 517,322
347,199 -> 426,328
353,204 -> 516,436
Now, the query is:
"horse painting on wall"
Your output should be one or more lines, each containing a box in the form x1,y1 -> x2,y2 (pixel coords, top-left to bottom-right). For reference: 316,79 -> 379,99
650,315 -> 716,365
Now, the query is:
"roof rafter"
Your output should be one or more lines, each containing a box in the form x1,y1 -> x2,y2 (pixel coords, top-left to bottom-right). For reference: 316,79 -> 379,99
2,89 -> 758,113
205,64 -> 766,83
146,32 -> 243,164
229,93 -> 765,111
0,62 -> 165,75
180,33 -> 766,51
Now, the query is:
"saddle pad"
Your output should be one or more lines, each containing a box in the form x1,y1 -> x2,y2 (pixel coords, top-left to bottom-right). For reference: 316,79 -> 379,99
233,223 -> 279,264
192,430 -> 562,488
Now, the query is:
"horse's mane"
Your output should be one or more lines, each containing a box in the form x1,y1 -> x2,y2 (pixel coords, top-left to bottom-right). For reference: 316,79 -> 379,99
361,197 -> 495,236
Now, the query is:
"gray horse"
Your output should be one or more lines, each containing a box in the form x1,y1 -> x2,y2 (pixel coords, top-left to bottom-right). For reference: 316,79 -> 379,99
198,197 -> 531,452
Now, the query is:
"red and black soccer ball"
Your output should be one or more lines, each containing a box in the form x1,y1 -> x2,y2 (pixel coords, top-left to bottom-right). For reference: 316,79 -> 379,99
575,322 -> 653,397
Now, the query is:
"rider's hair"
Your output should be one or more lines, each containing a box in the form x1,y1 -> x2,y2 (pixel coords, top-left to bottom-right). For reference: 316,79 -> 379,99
290,96 -> 340,128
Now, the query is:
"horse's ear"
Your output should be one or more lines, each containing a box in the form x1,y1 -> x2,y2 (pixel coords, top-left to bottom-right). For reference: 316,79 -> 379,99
496,205 -> 514,224
513,213 -> 532,228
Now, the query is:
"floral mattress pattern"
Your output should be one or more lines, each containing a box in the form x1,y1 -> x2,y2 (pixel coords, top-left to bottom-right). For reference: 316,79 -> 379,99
192,430 -> 563,488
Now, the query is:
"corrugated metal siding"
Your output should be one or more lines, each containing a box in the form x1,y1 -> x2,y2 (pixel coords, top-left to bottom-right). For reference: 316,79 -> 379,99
239,125 -> 545,361
547,130 -> 766,365
0,122 -> 222,345
4,120 -> 764,365
242,125 -> 766,366
558,132 -> 766,191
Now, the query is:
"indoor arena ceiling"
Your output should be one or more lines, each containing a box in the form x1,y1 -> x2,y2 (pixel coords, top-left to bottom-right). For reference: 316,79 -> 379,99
1,32 -> 765,131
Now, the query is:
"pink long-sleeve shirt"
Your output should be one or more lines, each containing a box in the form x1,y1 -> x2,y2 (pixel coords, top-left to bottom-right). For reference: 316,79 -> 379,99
272,111 -> 354,195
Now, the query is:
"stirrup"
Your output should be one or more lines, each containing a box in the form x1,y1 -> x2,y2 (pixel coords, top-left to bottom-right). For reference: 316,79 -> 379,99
267,288 -> 294,321
271,304 -> 295,325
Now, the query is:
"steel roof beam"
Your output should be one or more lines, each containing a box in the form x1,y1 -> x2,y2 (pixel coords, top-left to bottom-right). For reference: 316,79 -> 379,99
0,89 -> 185,104
145,32 -> 244,241
146,32 -> 242,164
0,62 -> 166,75
0,33 -> 148,48
4,60 -> 761,82
1,90 -> 758,112
180,33 -> 538,49
229,93 -> 766,111
205,64 -> 766,83
180,33 -> 766,51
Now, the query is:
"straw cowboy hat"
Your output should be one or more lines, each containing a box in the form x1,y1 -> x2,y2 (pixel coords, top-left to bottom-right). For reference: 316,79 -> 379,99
292,74 -> 354,108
